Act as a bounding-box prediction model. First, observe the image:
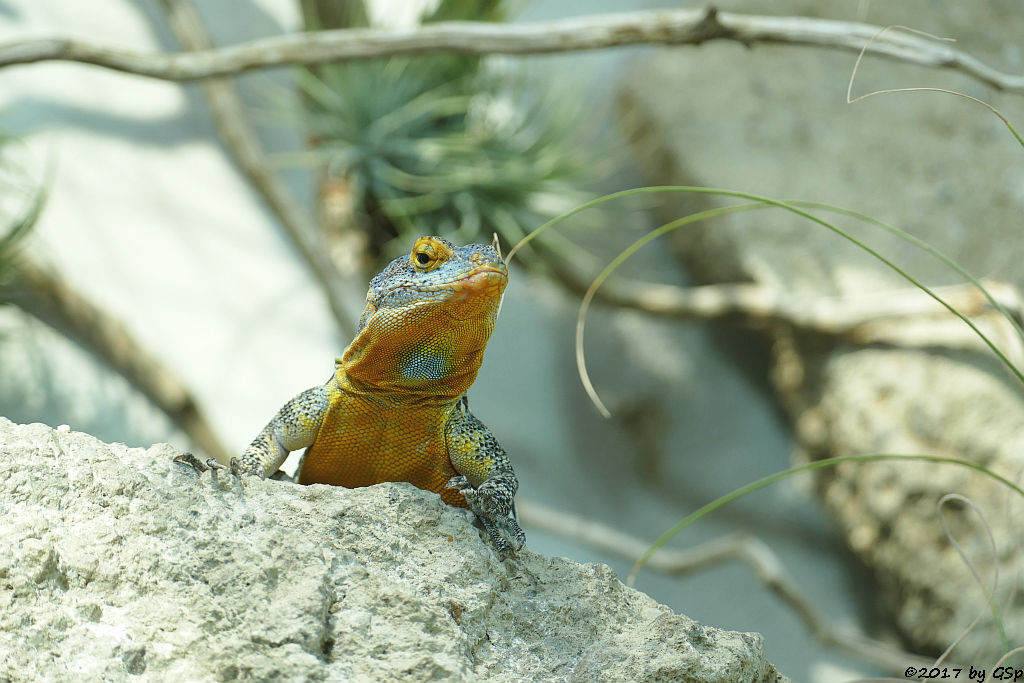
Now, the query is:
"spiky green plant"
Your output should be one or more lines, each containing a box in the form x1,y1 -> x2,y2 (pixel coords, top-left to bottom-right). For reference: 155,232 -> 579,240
297,0 -> 596,265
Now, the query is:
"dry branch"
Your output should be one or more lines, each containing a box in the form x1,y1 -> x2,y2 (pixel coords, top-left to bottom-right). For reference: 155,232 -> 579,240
157,0 -> 356,340
1,8 -> 1022,93
603,277 -> 1024,334
7,258 -> 231,462
539,241 -> 1024,357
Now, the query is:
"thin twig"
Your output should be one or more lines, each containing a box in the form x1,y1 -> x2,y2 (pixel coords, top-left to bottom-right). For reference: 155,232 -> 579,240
1,8 -> 1022,93
6,258 -> 231,462
157,0 -> 356,339
540,240 -> 1024,341
516,498 -> 934,674
604,277 -> 1024,334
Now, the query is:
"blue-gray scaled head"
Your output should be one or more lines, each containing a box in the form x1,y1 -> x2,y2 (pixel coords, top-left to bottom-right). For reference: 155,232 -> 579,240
342,236 -> 508,398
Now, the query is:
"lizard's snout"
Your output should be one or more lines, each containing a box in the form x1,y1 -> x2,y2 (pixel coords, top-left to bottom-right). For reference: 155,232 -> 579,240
470,250 -> 499,266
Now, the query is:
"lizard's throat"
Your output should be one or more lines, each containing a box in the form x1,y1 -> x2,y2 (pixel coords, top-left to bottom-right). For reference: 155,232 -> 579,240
339,319 -> 495,400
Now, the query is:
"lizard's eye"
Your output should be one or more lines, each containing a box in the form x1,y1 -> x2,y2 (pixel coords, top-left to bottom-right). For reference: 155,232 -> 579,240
410,236 -> 453,272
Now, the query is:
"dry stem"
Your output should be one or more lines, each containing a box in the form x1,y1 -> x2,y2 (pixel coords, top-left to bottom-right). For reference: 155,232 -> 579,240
158,0 -> 356,339
1,8 -> 1021,93
7,259 -> 231,462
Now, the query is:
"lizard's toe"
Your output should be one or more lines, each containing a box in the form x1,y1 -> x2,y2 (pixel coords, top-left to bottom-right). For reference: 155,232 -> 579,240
451,480 -> 525,560
445,475 -> 472,492
486,522 -> 512,562
226,457 -> 269,479
173,453 -> 264,484
172,453 -> 225,474
505,516 -> 526,552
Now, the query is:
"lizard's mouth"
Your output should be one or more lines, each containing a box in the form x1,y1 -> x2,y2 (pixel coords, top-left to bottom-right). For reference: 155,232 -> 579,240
454,265 -> 507,283
380,265 -> 508,310
404,265 -> 507,291
445,266 -> 508,303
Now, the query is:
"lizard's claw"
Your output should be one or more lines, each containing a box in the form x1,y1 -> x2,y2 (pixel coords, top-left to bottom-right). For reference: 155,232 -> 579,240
173,453 -> 259,478
446,475 -> 526,561
172,452 -> 225,473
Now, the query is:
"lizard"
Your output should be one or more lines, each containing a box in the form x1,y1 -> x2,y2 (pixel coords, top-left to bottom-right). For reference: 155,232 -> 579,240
177,236 -> 524,559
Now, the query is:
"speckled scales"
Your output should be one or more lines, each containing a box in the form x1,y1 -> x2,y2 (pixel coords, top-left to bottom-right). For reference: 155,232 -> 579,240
446,405 -> 512,490
237,385 -> 329,476
297,379 -> 469,508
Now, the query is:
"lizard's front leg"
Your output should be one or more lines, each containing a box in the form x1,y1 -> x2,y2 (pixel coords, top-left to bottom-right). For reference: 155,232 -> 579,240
236,385 -> 330,477
444,402 -> 525,560
177,385 -> 329,479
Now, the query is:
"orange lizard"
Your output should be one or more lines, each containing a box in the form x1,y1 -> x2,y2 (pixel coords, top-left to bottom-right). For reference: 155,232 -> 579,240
182,236 -> 524,559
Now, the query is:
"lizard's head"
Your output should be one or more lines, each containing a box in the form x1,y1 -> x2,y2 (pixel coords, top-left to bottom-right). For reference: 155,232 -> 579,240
342,236 -> 508,396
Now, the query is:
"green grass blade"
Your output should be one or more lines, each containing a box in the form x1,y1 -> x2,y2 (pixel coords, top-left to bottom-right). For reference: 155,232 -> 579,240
793,200 -> 1024,343
576,202 -> 768,417
626,453 -> 1024,585
625,453 -> 1022,655
509,186 -> 1024,389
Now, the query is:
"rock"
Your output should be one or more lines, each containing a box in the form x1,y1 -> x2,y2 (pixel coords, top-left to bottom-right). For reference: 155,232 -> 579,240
618,0 -> 1024,659
0,418 -> 787,682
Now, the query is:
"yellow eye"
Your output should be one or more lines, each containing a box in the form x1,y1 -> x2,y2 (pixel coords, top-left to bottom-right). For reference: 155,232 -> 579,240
410,236 -> 453,272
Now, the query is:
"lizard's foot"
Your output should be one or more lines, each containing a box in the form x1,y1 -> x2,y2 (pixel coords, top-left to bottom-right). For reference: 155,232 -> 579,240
172,453 -> 261,478
446,475 -> 526,561
172,452 -> 223,473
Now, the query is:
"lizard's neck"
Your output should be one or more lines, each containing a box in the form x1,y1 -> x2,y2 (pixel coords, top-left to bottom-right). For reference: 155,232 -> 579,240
338,312 -> 495,402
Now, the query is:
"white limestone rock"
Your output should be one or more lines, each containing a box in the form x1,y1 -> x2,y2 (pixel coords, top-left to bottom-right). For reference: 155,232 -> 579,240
0,418 -> 786,682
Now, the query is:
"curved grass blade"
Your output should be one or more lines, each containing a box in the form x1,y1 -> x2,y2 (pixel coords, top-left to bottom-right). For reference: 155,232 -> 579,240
509,186 -> 1024,406
847,25 -> 1024,150
626,453 -> 1024,586
576,202 -> 767,417
793,200 -> 1024,343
